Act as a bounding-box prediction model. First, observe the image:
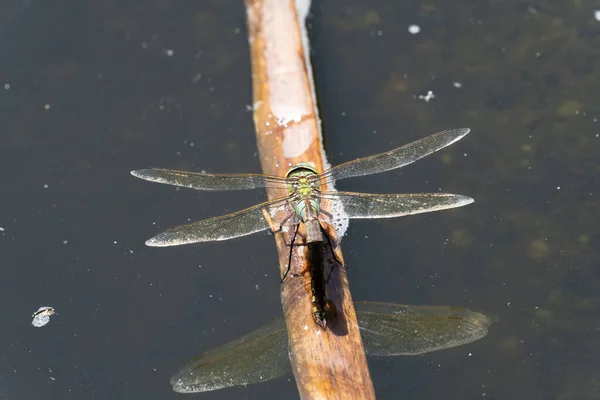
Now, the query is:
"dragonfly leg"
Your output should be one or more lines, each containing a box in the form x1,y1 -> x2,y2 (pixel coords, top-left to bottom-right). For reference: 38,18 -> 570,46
319,210 -> 346,256
321,224 -> 345,268
281,223 -> 299,283
319,209 -> 334,223
277,210 -> 296,231
270,211 -> 303,247
320,224 -> 346,284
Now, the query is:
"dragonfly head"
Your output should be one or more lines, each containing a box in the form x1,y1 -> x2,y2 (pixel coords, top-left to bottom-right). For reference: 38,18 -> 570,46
286,162 -> 318,179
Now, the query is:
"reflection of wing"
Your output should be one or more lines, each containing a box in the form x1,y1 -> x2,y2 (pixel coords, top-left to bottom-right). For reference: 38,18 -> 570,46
171,317 -> 289,393
319,192 -> 473,219
355,301 -> 490,356
171,302 -> 490,393
131,169 -> 289,190
318,128 -> 470,183
146,197 -> 292,247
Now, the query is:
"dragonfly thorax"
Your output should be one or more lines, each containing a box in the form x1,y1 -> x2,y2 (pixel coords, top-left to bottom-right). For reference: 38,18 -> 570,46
285,163 -> 322,223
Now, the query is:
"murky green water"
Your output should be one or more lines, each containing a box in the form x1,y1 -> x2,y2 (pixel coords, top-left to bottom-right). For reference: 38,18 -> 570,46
1,1 -> 598,399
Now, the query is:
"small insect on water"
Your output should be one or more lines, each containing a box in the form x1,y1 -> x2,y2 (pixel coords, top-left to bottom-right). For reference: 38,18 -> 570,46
31,306 -> 55,327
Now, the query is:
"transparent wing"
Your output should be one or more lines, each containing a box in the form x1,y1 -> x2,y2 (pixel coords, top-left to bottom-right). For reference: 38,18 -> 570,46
355,301 -> 490,356
170,302 -> 490,393
145,197 -> 293,247
171,316 -> 290,393
317,128 -> 470,183
131,169 -> 289,191
319,191 -> 473,219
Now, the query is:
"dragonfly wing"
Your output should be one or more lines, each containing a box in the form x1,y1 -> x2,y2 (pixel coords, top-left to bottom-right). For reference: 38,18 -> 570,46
319,128 -> 469,183
355,301 -> 490,356
319,191 -> 473,219
146,198 -> 292,247
131,168 -> 288,190
171,317 -> 290,393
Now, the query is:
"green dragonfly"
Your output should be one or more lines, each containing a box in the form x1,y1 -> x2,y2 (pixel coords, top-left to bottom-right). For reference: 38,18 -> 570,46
131,128 -> 472,249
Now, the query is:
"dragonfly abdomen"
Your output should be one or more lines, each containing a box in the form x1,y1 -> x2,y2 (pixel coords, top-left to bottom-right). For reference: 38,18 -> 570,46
307,241 -> 328,329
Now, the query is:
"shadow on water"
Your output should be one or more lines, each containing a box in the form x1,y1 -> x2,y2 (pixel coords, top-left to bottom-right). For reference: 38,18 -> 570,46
170,301 -> 490,393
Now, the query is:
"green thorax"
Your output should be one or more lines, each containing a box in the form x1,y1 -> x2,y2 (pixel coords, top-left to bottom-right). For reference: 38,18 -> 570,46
285,162 -> 321,222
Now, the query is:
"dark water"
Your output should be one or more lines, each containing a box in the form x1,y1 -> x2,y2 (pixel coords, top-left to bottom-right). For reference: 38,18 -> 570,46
1,1 -> 598,399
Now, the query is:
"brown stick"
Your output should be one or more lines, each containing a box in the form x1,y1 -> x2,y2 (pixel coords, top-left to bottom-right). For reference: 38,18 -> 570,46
244,0 -> 375,398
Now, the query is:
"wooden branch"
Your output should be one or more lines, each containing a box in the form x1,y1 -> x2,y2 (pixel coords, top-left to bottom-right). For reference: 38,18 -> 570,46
244,0 -> 375,398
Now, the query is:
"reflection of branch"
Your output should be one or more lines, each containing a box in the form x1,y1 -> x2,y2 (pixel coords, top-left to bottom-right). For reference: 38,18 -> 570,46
244,0 -> 375,398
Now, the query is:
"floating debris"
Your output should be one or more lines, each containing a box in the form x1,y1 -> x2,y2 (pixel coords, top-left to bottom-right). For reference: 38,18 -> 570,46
408,24 -> 421,34
32,306 -> 55,327
418,90 -> 435,102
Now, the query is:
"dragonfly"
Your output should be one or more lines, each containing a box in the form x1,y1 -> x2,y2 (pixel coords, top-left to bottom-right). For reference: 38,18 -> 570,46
131,128 -> 472,252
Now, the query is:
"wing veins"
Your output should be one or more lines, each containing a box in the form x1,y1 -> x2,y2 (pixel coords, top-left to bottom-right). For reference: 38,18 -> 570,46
131,168 -> 289,191
317,191 -> 473,219
314,128 -> 469,183
147,196 -> 293,246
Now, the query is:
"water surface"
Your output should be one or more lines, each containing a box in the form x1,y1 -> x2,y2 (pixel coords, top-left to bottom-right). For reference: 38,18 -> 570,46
1,1 -> 598,399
